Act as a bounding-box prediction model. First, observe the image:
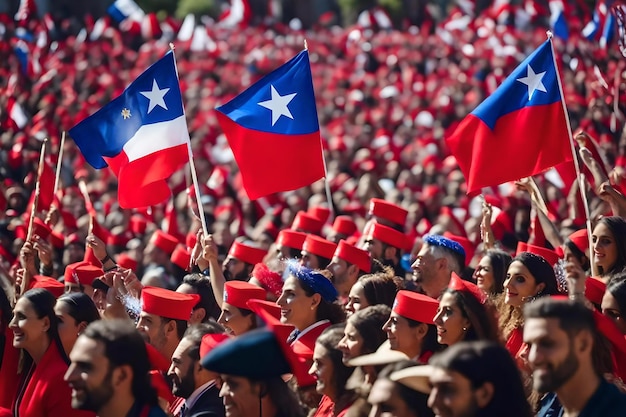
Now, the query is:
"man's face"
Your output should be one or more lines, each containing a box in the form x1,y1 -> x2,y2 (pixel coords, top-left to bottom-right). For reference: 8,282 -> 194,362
222,256 -> 247,281
219,374 -> 262,417
427,367 -> 480,417
411,244 -> 442,297
524,317 -> 580,393
64,243 -> 85,265
327,256 -> 349,286
64,336 -> 115,412
368,378 -> 418,417
363,236 -> 384,261
136,312 -> 168,352
168,337 -> 197,398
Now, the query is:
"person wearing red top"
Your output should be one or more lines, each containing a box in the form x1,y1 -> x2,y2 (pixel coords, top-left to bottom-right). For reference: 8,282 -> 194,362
7,288 -> 93,417
0,287 -> 19,409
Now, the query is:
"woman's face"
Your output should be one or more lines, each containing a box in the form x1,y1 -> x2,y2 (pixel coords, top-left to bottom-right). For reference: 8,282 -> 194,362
344,282 -> 369,318
9,297 -> 49,352
473,255 -> 495,294
433,292 -> 470,346
593,222 -> 618,275
382,311 -> 421,358
55,301 -> 82,356
217,303 -> 255,336
276,275 -> 317,331
337,321 -> 364,364
602,291 -> 626,335
504,261 -> 544,308
309,343 -> 335,398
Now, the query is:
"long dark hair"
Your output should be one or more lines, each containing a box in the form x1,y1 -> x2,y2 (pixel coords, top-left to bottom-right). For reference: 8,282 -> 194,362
607,274 -> 626,318
316,324 -> 354,402
359,267 -> 401,308
300,281 -> 345,325
511,252 -> 559,296
595,216 -> 626,277
406,317 -> 442,359
348,305 -> 390,355
482,249 -> 512,294
442,289 -> 501,344
57,292 -> 100,326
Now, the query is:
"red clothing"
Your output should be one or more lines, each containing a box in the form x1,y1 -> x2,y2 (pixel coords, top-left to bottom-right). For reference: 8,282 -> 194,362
13,342 -> 94,417
0,327 -> 20,408
312,395 -> 352,417
505,327 -> 524,358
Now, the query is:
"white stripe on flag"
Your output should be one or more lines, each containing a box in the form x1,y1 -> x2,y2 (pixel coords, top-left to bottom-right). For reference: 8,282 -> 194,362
122,115 -> 189,162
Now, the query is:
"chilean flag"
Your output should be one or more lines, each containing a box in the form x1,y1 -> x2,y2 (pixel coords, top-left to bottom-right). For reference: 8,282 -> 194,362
69,51 -> 190,208
446,38 -> 572,196
216,50 -> 325,200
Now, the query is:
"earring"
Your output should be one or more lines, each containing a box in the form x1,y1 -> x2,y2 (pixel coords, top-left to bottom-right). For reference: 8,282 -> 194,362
462,327 -> 468,331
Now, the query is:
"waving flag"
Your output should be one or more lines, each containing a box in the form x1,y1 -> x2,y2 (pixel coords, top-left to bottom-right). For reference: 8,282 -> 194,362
549,0 -> 569,40
69,51 -> 190,208
446,38 -> 572,195
216,50 -> 325,200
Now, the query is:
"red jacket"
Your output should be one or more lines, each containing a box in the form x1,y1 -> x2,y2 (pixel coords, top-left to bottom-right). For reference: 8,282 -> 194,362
0,326 -> 20,408
13,341 -> 94,417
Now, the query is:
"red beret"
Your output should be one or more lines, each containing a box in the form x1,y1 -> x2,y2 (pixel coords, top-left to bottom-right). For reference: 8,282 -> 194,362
568,229 -> 589,253
228,241 -> 267,265
369,222 -> 409,251
199,333 -> 230,359
392,290 -> 439,324
130,215 -> 148,235
141,286 -> 200,321
291,211 -> 324,235
369,198 -> 408,227
32,217 -> 51,240
151,230 -> 179,255
517,242 -> 560,266
83,246 -> 101,266
448,272 -> 486,303
65,263 -> 103,287
443,233 -> 475,266
116,253 -> 138,271
30,275 -> 65,298
331,216 -> 357,236
246,299 -> 282,321
170,245 -> 191,270
585,277 -> 606,306
223,281 -> 267,311
303,235 -> 337,260
334,240 -> 371,273
277,230 -> 307,250
308,206 -> 331,223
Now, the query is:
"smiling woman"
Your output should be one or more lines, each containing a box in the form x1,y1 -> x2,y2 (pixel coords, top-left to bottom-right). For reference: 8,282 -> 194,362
592,217 -> 626,282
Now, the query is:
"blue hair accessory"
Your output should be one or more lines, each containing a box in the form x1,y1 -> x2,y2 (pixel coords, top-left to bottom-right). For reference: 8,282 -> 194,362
283,260 -> 338,303
424,235 -> 466,257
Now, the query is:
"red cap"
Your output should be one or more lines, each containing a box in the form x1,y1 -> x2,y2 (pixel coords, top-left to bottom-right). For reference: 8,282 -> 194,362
568,229 -> 589,253
251,263 -> 283,298
65,263 -> 103,287
291,211 -> 324,235
30,275 -> 65,298
334,240 -> 371,273
116,253 -> 138,271
83,246 -> 101,266
199,333 -> 230,359
392,290 -> 439,324
151,230 -> 179,255
246,299 -> 282,321
448,272 -> 486,303
369,222 -> 409,251
107,232 -> 131,247
308,206 -> 331,223
186,232 -> 197,250
585,277 -> 606,306
223,281 -> 266,310
443,232 -> 475,266
130,215 -> 148,235
141,287 -> 200,321
277,230 -> 307,250
32,217 -> 52,240
228,241 -> 267,265
170,245 -> 191,270
516,242 -> 560,266
303,235 -> 337,260
369,198 -> 408,227
331,216 -> 357,236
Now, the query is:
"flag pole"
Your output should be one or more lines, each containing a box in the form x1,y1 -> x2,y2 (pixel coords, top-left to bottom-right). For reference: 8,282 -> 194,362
169,42 -> 210,237
53,131 -> 66,198
547,32 -> 598,276
25,139 -> 48,244
304,38 -> 335,219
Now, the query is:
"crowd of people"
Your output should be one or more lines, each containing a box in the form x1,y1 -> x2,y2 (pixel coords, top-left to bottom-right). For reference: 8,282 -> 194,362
2,2 -> 626,417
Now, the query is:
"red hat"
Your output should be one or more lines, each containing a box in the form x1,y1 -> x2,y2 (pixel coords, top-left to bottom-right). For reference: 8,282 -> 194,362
443,232 -> 475,266
246,299 -> 282,321
223,281 -> 266,310
83,246 -> 101,266
65,263 -> 103,287
369,222 -> 409,251
200,333 -> 230,359
291,211 -> 324,235
150,371 -> 174,403
308,206 -> 331,223
516,242 -> 560,266
170,245 -> 191,270
448,272 -> 486,304
32,217 -> 51,240
585,277 -> 606,306
228,241 -> 267,265
130,215 -> 148,235
331,216 -> 357,236
369,198 -> 408,227
334,240 -> 371,273
140,286 -> 200,321
186,232 -> 197,250
568,229 -> 589,253
151,230 -> 179,255
49,231 -> 65,249
107,232 -> 131,247
392,290 -> 439,324
116,253 -> 138,271
303,235 -> 337,260
277,230 -> 307,250
251,263 -> 283,298
30,275 -> 65,298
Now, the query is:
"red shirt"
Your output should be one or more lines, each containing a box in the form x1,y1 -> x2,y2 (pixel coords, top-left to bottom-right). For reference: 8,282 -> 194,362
0,326 -> 20,408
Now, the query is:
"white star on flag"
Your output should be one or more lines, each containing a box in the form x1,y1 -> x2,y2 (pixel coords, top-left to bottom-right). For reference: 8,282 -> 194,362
516,65 -> 547,100
140,79 -> 170,113
257,85 -> 297,126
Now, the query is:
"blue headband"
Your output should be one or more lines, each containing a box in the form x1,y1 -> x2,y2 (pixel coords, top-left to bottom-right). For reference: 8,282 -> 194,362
283,260 -> 338,303
424,235 -> 466,257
